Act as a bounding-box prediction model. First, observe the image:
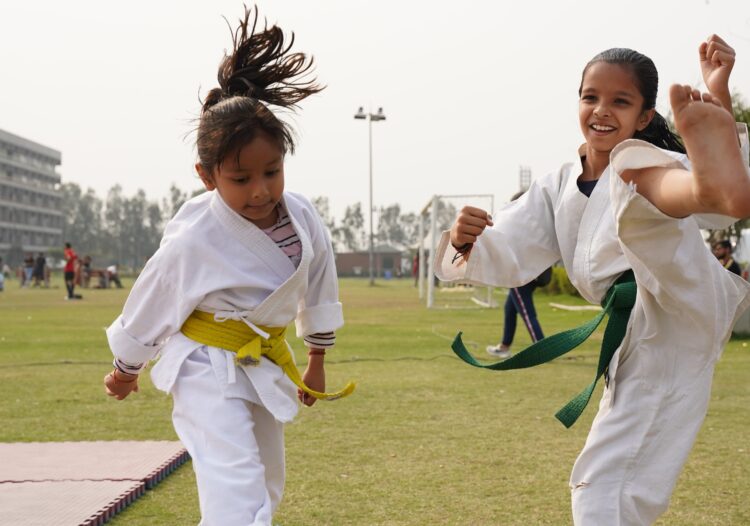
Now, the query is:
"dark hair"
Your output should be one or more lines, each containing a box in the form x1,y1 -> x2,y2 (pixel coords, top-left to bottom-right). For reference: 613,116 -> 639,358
197,5 -> 324,175
580,48 -> 685,154
714,240 -> 733,250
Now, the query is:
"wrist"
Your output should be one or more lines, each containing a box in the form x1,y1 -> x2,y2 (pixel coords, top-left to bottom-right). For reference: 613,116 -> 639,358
451,242 -> 472,251
709,88 -> 732,109
307,349 -> 325,366
112,369 -> 138,383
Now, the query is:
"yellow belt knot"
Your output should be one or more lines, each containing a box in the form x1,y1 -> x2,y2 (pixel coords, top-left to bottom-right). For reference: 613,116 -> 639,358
180,310 -> 355,401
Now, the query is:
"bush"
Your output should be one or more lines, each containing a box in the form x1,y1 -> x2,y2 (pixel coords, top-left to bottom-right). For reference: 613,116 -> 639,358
539,266 -> 579,297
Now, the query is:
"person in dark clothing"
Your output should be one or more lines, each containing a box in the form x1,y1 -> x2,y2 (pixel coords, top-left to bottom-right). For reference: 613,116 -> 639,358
712,240 -> 742,276
485,190 -> 550,359
486,268 -> 551,358
33,253 -> 46,287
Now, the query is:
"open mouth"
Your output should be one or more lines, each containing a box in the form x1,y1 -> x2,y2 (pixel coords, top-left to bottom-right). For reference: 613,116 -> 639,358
590,123 -> 616,133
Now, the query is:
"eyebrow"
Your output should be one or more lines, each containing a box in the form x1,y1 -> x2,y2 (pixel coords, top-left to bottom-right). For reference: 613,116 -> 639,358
228,157 -> 283,172
581,87 -> 636,98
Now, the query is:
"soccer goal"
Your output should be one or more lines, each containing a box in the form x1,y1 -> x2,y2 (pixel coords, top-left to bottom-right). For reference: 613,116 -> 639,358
418,194 -> 498,309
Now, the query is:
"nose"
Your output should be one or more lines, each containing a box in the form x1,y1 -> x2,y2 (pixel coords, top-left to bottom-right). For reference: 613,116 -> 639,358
593,103 -> 610,118
249,180 -> 269,201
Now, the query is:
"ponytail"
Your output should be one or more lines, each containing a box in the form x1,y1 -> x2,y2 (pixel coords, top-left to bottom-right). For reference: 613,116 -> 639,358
197,5 -> 324,174
633,111 -> 685,154
202,6 -> 323,113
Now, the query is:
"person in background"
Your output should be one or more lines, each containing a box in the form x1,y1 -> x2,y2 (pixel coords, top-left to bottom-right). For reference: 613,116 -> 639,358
33,253 -> 46,287
106,264 -> 123,289
64,242 -> 81,300
712,240 -> 742,276
22,254 -> 33,287
81,255 -> 93,288
487,191 -> 550,359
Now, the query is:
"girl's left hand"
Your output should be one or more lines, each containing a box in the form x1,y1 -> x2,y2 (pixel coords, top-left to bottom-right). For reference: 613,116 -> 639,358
299,357 -> 325,407
700,35 -> 735,104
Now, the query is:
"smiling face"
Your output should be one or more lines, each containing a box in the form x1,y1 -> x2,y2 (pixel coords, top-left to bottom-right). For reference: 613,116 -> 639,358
578,62 -> 655,155
197,133 -> 285,229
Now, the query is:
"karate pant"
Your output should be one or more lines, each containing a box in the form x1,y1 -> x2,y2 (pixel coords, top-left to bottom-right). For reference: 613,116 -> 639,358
569,312 -> 715,526
171,349 -> 285,526
570,150 -> 750,525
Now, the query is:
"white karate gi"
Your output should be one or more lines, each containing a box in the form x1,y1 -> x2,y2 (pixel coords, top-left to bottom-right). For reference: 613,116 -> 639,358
107,190 -> 343,526
435,139 -> 750,525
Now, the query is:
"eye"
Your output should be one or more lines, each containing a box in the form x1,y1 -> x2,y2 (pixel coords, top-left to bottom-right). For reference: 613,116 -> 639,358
581,95 -> 596,102
264,169 -> 280,178
232,177 -> 249,184
614,98 -> 630,105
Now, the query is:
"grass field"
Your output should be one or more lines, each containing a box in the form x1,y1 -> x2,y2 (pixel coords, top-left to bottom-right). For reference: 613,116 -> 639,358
1,277 -> 749,525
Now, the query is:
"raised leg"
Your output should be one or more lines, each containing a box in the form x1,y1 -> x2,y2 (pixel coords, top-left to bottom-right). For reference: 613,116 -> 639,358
621,84 -> 750,219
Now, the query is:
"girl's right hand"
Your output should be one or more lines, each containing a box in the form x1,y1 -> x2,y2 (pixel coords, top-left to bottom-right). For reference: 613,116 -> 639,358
699,35 -> 735,109
450,206 -> 494,248
104,369 -> 139,400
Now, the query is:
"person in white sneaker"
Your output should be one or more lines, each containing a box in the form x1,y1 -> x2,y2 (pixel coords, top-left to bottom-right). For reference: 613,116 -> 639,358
485,191 -> 551,359
486,267 -> 550,358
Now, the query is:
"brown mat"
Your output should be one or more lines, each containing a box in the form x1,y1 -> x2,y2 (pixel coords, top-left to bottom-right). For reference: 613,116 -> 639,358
0,441 -> 189,526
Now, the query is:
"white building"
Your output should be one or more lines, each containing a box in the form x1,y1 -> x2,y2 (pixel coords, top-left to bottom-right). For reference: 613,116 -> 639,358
0,128 -> 63,262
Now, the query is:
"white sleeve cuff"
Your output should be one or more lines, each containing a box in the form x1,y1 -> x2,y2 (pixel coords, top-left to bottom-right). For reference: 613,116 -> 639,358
106,315 -> 163,366
433,231 -> 475,282
295,302 -> 344,338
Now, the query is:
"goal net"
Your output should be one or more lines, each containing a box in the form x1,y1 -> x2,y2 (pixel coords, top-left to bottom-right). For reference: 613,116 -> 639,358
418,194 -> 498,309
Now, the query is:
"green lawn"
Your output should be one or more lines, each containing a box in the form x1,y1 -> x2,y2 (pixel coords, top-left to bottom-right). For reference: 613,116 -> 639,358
1,278 -> 748,525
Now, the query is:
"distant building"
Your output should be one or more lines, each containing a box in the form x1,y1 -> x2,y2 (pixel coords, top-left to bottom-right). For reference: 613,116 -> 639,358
335,245 -> 404,278
0,128 -> 63,263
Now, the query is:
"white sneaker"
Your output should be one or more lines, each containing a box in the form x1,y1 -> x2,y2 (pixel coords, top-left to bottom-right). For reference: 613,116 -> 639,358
486,344 -> 511,359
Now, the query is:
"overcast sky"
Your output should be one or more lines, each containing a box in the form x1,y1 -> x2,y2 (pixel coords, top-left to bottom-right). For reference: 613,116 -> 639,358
2,0 -> 750,220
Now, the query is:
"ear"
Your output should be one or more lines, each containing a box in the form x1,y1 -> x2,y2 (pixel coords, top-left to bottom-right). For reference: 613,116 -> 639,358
637,108 -> 656,132
195,163 -> 216,191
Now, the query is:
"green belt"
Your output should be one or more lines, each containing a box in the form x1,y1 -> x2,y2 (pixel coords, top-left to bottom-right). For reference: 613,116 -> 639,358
451,270 -> 636,428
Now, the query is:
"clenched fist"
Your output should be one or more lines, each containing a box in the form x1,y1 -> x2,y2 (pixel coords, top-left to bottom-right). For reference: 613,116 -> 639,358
450,206 -> 494,249
104,369 -> 139,400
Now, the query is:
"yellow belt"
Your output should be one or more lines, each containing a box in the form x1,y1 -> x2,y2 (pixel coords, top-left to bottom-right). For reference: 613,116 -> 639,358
180,310 -> 355,401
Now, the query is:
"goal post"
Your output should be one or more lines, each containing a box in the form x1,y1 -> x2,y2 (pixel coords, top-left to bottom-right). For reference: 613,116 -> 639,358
418,194 -> 496,309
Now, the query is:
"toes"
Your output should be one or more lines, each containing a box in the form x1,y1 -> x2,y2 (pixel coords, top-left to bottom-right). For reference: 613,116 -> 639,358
669,84 -> 692,112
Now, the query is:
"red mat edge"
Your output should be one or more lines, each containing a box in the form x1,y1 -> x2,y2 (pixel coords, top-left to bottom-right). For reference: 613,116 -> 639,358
84,449 -> 191,526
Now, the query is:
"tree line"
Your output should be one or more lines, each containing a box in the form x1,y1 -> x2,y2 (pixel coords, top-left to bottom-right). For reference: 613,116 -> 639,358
59,183 -> 459,271
59,92 -> 750,270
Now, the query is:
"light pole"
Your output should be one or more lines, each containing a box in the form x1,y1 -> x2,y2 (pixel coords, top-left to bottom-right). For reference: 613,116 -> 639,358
354,106 -> 386,286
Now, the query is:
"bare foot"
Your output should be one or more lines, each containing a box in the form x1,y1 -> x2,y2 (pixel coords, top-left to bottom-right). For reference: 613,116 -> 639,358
670,83 -> 750,218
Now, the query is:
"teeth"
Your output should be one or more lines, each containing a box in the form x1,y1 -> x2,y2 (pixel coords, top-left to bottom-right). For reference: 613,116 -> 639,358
592,124 -> 615,131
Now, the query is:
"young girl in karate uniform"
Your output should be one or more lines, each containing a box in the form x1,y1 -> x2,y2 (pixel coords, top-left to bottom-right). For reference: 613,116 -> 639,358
437,35 -> 750,525
103,7 -> 353,525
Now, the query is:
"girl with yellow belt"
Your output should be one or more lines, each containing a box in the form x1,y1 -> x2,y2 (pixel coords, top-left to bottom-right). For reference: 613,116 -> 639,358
103,7 -> 353,525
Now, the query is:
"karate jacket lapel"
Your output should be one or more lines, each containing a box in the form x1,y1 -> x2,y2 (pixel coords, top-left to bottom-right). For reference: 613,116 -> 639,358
209,191 -> 297,282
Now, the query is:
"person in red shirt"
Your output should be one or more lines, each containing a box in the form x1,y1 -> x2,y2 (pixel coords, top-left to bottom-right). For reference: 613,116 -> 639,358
63,242 -> 81,300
